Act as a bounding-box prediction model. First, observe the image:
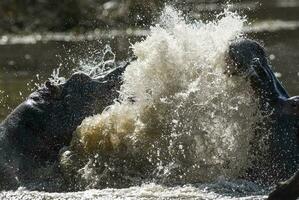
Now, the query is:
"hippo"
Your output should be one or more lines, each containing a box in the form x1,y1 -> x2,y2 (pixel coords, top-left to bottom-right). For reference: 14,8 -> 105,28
226,39 -> 299,184
0,62 -> 127,190
267,96 -> 299,200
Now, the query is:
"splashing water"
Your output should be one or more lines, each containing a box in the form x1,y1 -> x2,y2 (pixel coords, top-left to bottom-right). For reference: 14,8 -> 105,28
48,67 -> 66,85
77,44 -> 117,79
46,44 -> 117,88
60,6 -> 262,189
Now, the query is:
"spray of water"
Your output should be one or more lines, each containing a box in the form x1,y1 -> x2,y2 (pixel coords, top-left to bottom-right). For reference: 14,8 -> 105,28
76,44 -> 117,79
46,43 -> 117,88
48,67 -> 66,85
60,6 -> 262,189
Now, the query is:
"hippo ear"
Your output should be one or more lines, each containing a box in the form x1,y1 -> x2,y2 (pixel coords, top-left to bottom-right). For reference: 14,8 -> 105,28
45,81 -> 62,99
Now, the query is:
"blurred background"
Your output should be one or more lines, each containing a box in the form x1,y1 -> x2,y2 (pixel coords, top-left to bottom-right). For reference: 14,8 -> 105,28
0,0 -> 299,120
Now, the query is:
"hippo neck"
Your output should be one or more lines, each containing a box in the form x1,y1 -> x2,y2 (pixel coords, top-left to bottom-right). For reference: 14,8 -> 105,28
255,64 -> 289,112
269,64 -> 289,97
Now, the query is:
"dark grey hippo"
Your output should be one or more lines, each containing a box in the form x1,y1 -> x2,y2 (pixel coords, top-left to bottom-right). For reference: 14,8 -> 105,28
0,63 -> 127,190
267,96 -> 299,200
227,39 -> 299,184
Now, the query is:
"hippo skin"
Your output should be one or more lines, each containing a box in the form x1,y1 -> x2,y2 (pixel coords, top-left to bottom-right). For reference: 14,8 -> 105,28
267,96 -> 299,200
0,63 -> 127,190
227,39 -> 299,186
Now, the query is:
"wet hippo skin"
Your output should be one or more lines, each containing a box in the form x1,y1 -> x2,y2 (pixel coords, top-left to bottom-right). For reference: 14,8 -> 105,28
267,96 -> 299,200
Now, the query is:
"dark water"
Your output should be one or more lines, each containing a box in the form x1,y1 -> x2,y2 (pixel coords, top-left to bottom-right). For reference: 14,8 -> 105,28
1,0 -> 299,121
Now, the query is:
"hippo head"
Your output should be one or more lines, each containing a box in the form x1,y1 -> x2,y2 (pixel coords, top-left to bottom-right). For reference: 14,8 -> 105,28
226,39 -> 289,100
282,96 -> 299,118
226,39 -> 268,77
6,64 -> 126,162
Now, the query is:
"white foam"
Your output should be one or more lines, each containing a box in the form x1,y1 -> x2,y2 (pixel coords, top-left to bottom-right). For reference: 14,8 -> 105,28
2,182 -> 267,200
60,6 -> 262,188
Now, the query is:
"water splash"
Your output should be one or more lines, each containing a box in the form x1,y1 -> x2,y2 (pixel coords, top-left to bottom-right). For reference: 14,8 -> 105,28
76,44 -> 116,79
46,44 -> 117,87
60,6 -> 262,189
48,67 -> 66,85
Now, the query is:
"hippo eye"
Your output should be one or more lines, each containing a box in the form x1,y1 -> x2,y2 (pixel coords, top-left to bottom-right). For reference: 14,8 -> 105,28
292,103 -> 297,108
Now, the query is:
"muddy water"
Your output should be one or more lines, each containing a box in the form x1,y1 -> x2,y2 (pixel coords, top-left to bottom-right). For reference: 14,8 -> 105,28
0,1 -> 298,199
